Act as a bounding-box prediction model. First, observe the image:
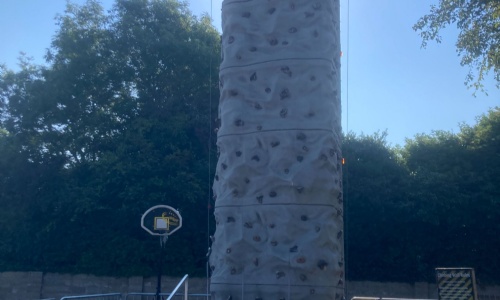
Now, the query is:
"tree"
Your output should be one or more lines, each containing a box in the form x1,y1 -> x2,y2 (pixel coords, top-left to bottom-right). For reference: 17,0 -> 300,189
413,0 -> 500,92
0,0 -> 220,276
401,109 -> 500,283
209,1 -> 344,299
342,132 -> 419,282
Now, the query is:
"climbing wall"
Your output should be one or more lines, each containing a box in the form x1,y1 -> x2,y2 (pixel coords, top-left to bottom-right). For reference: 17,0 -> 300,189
210,0 -> 343,299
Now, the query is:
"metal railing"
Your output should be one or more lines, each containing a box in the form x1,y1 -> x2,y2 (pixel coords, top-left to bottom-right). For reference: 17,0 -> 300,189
167,274 -> 189,300
351,298 -> 437,300
60,293 -> 122,300
125,293 -> 209,300
125,293 -> 169,300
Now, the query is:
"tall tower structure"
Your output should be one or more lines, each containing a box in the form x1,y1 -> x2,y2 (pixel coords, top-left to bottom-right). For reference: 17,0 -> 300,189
210,1 -> 343,299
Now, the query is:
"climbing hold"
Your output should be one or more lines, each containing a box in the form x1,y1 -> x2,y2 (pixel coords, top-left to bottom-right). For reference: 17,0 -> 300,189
288,27 -> 297,33
226,248 -> 231,253
221,163 -> 227,170
253,235 -> 261,242
228,36 -> 235,44
337,230 -> 343,239
269,38 -> 278,46
232,190 -> 238,197
253,258 -> 259,266
296,186 -> 304,193
256,195 -> 263,203
271,240 -> 278,246
227,217 -> 235,223
296,132 -> 306,140
296,155 -> 304,162
244,222 -> 253,228
317,260 -> 328,270
245,178 -> 250,184
276,271 -> 285,279
289,245 -> 298,252
281,66 -> 292,77
296,256 -> 306,264
249,46 -> 257,52
300,215 -> 308,221
234,119 -> 244,126
268,7 -> 276,14
300,274 -> 307,281
280,108 -> 288,118
271,141 -> 280,147
280,89 -> 290,100
255,103 -> 262,110
251,155 -> 260,162
250,72 -> 257,81
235,150 -> 242,157
269,191 -> 277,197
265,87 -> 271,93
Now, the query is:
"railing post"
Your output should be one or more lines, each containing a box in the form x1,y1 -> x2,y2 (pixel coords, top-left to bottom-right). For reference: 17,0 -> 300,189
184,277 -> 188,300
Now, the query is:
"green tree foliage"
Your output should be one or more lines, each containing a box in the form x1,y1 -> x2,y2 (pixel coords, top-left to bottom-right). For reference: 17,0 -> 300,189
414,0 -> 500,92
343,132 -> 418,282
0,0 -> 220,276
343,109 -> 500,283
401,108 -> 500,282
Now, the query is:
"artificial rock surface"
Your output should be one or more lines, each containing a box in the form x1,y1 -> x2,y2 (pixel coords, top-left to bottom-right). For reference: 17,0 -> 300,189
210,0 -> 343,299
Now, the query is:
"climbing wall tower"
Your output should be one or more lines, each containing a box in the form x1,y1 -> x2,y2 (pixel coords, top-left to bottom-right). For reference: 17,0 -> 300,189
210,1 -> 343,299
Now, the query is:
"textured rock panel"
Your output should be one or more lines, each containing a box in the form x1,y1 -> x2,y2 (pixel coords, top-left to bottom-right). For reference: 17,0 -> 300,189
210,0 -> 342,299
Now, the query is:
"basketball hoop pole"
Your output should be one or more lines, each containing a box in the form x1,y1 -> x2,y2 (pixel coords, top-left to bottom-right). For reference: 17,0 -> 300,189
156,235 -> 168,300
141,205 -> 181,300
157,235 -> 168,300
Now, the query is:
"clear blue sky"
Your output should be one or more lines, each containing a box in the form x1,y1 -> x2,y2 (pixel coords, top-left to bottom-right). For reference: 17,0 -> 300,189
1,0 -> 498,146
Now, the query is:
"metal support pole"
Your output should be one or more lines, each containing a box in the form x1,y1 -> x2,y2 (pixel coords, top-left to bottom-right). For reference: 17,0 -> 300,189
156,235 -> 168,300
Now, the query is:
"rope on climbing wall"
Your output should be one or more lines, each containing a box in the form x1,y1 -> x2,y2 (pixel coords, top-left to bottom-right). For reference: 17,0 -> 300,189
206,0 -> 214,298
344,0 -> 351,298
